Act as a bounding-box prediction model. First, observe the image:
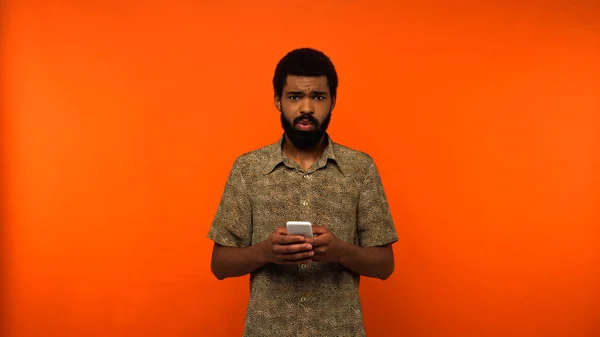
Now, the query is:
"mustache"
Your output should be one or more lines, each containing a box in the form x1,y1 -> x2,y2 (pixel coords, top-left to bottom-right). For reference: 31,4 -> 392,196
293,115 -> 319,126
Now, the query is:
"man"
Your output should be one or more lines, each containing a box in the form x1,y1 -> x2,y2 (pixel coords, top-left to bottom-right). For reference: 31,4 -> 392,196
208,47 -> 398,337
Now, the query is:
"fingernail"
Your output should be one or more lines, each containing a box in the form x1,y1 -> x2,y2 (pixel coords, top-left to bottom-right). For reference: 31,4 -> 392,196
305,245 -> 312,249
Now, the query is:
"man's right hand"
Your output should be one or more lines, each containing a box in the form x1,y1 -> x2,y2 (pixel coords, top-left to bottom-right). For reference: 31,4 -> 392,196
262,227 -> 314,265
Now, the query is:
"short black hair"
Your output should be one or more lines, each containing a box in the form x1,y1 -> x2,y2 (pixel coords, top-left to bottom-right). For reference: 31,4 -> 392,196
272,48 -> 338,101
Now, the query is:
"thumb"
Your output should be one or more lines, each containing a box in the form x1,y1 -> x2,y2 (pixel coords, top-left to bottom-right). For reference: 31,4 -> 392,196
312,225 -> 328,234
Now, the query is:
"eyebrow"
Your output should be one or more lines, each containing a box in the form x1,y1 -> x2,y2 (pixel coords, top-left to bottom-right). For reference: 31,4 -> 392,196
285,90 -> 328,95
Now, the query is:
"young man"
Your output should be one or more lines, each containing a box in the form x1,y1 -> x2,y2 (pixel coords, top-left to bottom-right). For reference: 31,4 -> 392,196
208,48 -> 398,337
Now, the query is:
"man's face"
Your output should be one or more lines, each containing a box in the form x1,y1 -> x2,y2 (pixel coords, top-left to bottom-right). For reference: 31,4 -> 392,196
276,75 -> 335,150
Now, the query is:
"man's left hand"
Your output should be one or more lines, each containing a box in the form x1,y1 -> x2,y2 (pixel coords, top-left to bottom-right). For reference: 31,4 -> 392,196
305,226 -> 345,263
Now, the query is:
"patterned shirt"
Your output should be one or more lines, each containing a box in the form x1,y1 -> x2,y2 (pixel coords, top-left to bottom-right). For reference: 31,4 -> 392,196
207,134 -> 398,337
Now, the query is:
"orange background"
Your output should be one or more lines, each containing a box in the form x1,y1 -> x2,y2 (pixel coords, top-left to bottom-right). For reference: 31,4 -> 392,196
2,1 -> 599,336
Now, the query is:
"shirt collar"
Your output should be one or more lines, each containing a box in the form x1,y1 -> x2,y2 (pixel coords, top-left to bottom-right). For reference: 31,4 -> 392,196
262,133 -> 343,175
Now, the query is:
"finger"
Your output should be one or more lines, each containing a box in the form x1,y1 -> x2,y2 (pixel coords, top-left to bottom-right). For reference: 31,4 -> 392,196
276,234 -> 305,244
303,237 -> 315,245
313,246 -> 328,254
307,235 -> 328,247
282,258 -> 312,265
280,250 -> 315,262
311,225 -> 330,235
273,243 -> 312,254
304,237 -> 318,247
274,227 -> 288,235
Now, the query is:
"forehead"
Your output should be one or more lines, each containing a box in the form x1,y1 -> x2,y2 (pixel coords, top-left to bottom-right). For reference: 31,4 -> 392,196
284,75 -> 329,93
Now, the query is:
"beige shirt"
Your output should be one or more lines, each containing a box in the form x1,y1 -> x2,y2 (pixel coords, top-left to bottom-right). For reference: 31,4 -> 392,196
208,134 -> 398,337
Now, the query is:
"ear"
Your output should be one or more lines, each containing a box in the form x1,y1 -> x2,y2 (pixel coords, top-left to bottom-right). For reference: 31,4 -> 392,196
274,95 -> 282,112
330,97 -> 336,112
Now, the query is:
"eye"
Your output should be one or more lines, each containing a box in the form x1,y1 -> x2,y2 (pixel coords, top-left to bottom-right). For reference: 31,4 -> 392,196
288,95 -> 299,100
314,95 -> 325,100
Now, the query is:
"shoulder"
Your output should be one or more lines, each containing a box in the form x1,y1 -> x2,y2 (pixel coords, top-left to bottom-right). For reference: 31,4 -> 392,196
331,141 -> 377,178
230,141 -> 280,175
234,144 -> 274,164
332,142 -> 374,164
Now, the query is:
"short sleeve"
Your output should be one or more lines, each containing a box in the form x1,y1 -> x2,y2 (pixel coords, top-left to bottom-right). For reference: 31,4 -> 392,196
357,160 -> 398,247
207,158 -> 252,247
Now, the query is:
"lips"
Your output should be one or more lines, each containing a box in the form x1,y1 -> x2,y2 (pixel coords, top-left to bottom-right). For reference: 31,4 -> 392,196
295,116 -> 314,125
295,119 -> 314,131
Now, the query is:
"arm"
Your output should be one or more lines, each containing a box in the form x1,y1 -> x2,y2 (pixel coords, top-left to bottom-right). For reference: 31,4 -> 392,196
207,158 -> 315,280
210,242 -> 269,280
338,242 -> 394,280
211,228 -> 315,280
350,159 -> 398,279
207,157 -> 258,280
307,226 -> 394,280
308,158 -> 398,279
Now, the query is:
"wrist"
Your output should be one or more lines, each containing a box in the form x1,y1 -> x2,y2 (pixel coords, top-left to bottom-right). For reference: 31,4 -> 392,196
336,239 -> 351,265
256,240 -> 271,265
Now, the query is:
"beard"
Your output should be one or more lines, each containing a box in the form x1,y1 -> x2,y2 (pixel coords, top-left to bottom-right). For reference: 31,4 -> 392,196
280,110 -> 332,150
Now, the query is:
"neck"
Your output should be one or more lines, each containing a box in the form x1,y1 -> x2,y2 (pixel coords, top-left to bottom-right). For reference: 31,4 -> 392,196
282,134 -> 328,171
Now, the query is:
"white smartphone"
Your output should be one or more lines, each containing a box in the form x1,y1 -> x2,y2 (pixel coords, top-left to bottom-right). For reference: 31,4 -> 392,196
286,221 -> 313,238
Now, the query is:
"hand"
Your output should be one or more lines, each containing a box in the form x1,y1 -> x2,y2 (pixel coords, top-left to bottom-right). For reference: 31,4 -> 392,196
262,227 -> 314,265
304,226 -> 345,263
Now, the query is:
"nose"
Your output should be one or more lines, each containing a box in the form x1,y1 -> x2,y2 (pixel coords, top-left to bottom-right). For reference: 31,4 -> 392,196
299,96 -> 314,115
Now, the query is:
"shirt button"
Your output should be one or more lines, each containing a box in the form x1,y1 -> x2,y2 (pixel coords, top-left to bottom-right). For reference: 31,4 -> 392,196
301,264 -> 307,269
303,174 -> 309,178
300,297 -> 306,302
302,200 -> 308,206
